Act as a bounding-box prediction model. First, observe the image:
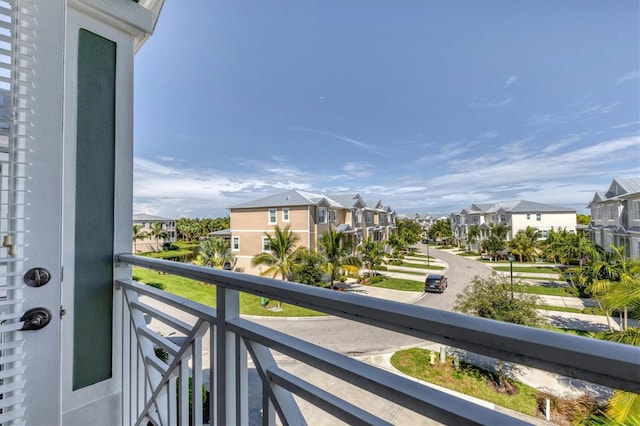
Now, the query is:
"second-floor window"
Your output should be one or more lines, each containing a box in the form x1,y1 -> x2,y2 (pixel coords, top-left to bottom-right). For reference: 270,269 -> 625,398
366,212 -> 373,224
526,214 -> 530,220
282,208 -> 289,222
608,205 -> 616,220
634,201 -> 640,220
500,214 -> 506,222
536,213 -> 541,221
232,236 -> 240,251
268,208 -> 277,224
318,207 -> 327,224
354,210 -> 361,224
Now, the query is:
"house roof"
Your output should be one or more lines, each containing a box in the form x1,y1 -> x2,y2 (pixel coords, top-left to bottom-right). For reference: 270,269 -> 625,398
230,189 -> 384,211
605,177 -> 640,198
230,189 -> 329,209
327,193 -> 368,209
461,200 -> 574,215
133,213 -> 172,221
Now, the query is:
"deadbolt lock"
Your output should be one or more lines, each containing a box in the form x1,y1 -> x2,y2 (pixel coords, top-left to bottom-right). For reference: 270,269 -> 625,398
24,267 -> 51,287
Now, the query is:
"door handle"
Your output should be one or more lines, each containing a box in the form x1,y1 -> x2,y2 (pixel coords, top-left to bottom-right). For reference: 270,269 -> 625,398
20,307 -> 51,331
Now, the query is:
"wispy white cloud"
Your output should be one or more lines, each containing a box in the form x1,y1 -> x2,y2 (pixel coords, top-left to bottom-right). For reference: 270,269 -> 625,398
342,162 -> 373,178
504,74 -> 518,87
469,97 -> 513,108
618,70 -> 640,83
287,126 -> 383,154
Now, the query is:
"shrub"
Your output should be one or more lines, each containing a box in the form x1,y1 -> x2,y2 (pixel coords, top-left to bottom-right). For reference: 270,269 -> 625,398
146,281 -> 165,291
369,275 -> 385,284
390,260 -> 403,266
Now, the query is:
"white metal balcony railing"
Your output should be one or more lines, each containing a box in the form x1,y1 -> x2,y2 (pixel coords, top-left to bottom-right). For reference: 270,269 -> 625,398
116,254 -> 639,426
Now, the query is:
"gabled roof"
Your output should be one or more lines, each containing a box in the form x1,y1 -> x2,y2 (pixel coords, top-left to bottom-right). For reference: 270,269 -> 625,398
231,189 -> 331,209
133,213 -> 172,221
327,193 -> 368,209
605,177 -> 640,199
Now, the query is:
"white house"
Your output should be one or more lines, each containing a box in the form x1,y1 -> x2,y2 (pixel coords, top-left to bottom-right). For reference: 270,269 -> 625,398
451,200 -> 577,248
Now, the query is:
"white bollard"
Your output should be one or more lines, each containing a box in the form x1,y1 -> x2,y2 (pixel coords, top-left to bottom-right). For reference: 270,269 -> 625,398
440,346 -> 446,363
545,398 -> 551,421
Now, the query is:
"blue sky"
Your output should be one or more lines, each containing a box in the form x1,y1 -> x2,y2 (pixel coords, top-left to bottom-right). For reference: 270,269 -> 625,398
133,0 -> 639,219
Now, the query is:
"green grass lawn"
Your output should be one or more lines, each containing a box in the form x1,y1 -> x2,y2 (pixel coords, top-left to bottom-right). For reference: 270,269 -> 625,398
513,284 -> 580,297
369,277 -> 424,292
384,268 -> 426,276
492,265 -> 558,274
133,267 -> 325,317
399,261 -> 445,270
391,348 -> 540,417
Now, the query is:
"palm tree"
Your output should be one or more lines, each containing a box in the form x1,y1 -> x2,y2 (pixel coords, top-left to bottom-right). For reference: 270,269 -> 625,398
132,224 -> 147,253
466,224 -> 481,253
251,225 -> 306,308
489,222 -> 510,240
508,226 -> 539,262
597,329 -> 640,425
149,221 -> 168,251
318,227 -> 362,289
360,236 -> 385,277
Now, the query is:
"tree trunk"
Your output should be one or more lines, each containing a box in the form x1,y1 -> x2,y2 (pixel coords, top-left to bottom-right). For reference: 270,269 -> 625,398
595,297 -> 614,332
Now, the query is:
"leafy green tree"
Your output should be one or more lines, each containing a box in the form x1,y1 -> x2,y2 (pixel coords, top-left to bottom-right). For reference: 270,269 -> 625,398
251,225 -> 306,309
360,236 -> 386,277
149,221 -> 169,251
132,224 -> 147,253
291,249 -> 325,286
429,219 -> 453,245
318,227 -> 362,289
397,218 -> 423,245
481,235 -> 505,261
453,273 -> 543,327
576,213 -> 591,225
196,236 -> 235,269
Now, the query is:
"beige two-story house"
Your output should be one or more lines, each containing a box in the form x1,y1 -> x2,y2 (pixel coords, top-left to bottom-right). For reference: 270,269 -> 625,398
229,189 -> 396,274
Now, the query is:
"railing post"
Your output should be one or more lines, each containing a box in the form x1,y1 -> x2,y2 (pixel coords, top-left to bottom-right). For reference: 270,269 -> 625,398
216,287 -> 248,425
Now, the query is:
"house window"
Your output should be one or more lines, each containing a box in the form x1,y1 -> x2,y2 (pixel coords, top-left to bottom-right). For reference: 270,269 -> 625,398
282,208 -> 289,222
526,214 -> 530,220
268,208 -> 277,224
331,210 -> 337,221
634,201 -> 640,220
354,210 -> 361,225
318,207 -> 327,224
536,213 -> 541,221
232,236 -> 240,251
500,214 -> 506,222
262,236 -> 272,252
540,230 -> 549,238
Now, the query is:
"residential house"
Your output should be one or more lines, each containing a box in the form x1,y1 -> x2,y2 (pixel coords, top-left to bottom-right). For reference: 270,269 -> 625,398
587,177 -> 640,258
132,213 -> 176,252
229,189 -> 396,274
451,200 -> 577,250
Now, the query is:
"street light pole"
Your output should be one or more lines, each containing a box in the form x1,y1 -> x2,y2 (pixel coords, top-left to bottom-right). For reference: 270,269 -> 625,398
507,255 -> 515,299
427,242 -> 430,267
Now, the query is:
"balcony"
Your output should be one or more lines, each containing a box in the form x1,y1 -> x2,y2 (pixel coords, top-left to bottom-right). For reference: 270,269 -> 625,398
116,254 -> 639,425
